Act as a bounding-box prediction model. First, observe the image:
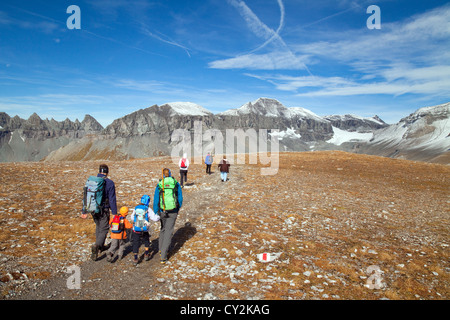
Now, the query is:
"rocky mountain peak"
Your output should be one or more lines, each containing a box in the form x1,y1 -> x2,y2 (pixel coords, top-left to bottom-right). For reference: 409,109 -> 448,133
163,102 -> 213,116
324,114 -> 388,132
25,113 -> 44,129
81,114 -> 104,132
220,98 -> 288,117
400,102 -> 450,125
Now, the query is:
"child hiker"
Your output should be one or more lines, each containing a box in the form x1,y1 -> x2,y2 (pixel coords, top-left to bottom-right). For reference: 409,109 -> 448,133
107,206 -> 133,262
130,195 -> 160,265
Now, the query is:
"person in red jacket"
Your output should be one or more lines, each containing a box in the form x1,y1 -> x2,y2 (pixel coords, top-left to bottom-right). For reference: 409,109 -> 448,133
218,155 -> 230,182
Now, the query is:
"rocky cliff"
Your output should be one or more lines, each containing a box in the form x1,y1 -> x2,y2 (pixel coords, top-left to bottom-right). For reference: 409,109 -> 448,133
1,99 -> 448,163
0,113 -> 103,162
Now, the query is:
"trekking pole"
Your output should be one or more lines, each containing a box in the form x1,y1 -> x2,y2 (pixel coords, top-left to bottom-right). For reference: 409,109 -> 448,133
82,186 -> 87,215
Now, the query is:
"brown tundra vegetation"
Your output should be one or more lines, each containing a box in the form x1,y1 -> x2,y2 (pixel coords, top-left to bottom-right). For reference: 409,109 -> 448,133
0,151 -> 448,300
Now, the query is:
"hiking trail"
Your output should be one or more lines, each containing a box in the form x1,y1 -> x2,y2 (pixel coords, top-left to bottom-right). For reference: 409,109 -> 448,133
16,165 -> 247,300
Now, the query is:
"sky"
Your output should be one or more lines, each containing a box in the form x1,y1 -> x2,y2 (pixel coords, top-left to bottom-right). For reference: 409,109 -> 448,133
0,0 -> 449,127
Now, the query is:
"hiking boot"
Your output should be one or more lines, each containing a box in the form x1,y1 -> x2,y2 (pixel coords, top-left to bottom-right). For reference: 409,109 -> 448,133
99,243 -> 110,252
91,245 -> 99,261
160,259 -> 167,264
145,252 -> 151,261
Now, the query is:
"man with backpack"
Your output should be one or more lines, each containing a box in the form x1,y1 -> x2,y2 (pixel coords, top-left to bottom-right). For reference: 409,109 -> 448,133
153,168 -> 183,264
205,152 -> 213,175
82,164 -> 117,261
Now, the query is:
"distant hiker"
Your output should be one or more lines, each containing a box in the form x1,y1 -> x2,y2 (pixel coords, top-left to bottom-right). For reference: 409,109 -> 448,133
205,152 -> 213,175
82,164 -> 117,261
178,153 -> 189,187
130,195 -> 159,264
153,168 -> 183,264
107,206 -> 133,262
218,156 -> 230,182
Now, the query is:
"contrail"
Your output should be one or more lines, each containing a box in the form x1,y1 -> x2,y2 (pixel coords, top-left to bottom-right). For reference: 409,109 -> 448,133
248,0 -> 285,53
140,25 -> 191,58
5,4 -> 162,58
229,0 -> 313,75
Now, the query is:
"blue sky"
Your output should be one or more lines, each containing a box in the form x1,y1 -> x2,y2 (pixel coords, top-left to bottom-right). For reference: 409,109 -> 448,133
0,0 -> 449,127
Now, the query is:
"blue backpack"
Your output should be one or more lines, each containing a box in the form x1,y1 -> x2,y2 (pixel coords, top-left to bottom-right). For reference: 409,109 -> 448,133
82,176 -> 105,216
133,195 -> 150,232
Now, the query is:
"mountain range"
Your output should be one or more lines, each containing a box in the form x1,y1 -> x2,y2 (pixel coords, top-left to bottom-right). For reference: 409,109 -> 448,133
0,98 -> 448,164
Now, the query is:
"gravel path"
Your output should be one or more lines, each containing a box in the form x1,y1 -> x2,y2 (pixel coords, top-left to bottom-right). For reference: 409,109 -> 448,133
13,164 -> 244,300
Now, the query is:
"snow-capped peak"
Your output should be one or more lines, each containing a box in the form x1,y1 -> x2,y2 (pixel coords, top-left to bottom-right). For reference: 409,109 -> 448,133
220,98 -> 287,117
288,107 -> 327,122
164,102 -> 212,116
400,102 -> 450,124
220,97 -> 330,123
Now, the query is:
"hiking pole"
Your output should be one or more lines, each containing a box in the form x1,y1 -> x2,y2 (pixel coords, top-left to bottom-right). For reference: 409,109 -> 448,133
82,186 -> 87,215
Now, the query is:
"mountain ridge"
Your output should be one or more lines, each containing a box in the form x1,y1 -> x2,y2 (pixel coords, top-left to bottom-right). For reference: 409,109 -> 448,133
1,99 -> 449,163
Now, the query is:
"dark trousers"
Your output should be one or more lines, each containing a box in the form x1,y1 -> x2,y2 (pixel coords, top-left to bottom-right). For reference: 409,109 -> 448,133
180,170 -> 187,186
132,231 -> 150,254
206,164 -> 211,174
93,211 -> 110,248
159,211 -> 178,260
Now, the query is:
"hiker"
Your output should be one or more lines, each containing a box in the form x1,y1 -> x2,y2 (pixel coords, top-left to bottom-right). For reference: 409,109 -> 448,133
107,206 -> 133,262
218,155 -> 230,182
153,168 -> 183,264
178,153 -> 189,187
205,152 -> 213,175
82,164 -> 117,261
130,195 -> 159,264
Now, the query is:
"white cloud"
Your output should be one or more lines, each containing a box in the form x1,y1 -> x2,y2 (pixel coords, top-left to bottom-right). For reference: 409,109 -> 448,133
244,4 -> 450,99
296,4 -> 450,66
209,51 -> 311,70
112,79 -> 166,92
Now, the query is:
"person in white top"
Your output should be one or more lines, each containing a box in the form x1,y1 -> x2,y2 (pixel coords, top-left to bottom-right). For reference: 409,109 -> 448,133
178,153 -> 189,187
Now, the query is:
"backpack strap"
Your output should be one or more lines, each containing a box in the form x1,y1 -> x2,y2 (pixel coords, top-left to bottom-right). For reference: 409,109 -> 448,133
161,169 -> 166,212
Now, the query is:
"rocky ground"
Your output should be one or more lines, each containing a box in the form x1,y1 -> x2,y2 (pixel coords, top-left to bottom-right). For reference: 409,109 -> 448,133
0,151 -> 448,301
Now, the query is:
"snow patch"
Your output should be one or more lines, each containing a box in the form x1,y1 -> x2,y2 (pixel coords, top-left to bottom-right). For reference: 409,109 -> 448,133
166,102 -> 212,116
327,126 -> 373,145
270,128 -> 301,140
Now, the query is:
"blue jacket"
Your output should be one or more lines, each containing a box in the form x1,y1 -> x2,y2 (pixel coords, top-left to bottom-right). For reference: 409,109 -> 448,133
153,180 -> 183,214
97,173 -> 117,215
205,155 -> 213,165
